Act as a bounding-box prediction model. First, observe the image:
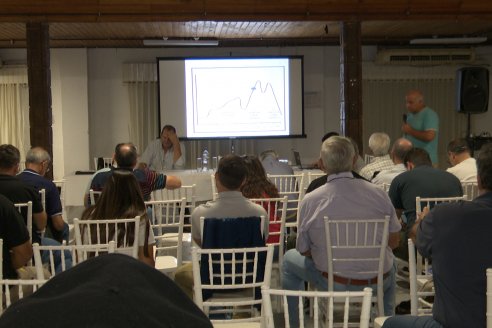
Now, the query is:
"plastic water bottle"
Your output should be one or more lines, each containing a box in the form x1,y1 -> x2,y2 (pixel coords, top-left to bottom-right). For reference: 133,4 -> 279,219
202,149 -> 209,171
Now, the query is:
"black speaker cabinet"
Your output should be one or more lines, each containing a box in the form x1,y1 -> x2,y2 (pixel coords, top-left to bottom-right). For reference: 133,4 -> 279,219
456,67 -> 489,113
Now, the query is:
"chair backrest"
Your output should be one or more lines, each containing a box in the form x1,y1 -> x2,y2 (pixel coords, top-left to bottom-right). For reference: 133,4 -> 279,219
0,239 -> 45,313
248,197 -> 288,266
415,195 -> 467,273
308,171 -> 325,184
151,184 -> 196,230
53,179 -> 66,219
32,241 -> 116,280
324,216 -> 389,317
408,238 -> 434,316
462,181 -> 479,201
88,189 -> 102,206
364,154 -> 375,165
93,157 -> 112,170
0,278 -> 46,313
267,173 -> 305,227
415,195 -> 467,214
145,198 -> 186,265
14,201 -> 33,242
262,287 -> 373,328
191,245 -> 274,321
487,268 -> 492,328
73,216 -> 141,259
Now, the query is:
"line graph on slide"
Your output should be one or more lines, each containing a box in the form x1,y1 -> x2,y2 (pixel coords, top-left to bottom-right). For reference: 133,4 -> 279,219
186,63 -> 289,134
205,80 -> 283,117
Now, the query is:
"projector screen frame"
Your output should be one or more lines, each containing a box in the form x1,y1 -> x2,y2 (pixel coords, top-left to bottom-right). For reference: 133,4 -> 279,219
157,55 -> 306,141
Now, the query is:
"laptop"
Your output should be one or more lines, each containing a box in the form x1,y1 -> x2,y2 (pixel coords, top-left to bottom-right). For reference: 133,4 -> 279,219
292,149 -> 316,169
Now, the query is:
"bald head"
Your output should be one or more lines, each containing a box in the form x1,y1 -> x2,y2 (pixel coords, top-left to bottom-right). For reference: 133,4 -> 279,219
391,138 -> 413,164
114,143 -> 137,168
405,90 -> 425,113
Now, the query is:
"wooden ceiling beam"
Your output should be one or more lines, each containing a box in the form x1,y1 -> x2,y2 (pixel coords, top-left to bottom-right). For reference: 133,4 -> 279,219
1,1 -> 492,23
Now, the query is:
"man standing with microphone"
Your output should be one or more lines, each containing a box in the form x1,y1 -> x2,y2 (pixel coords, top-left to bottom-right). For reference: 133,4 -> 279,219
402,90 -> 439,165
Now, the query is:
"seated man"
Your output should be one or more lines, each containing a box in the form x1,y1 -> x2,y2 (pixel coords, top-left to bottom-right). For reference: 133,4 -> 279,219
0,194 -> 32,279
306,136 -> 367,194
446,137 -> 477,182
359,132 -> 394,180
282,136 -> 401,327
175,155 -> 268,298
383,145 -> 492,328
0,144 -> 69,271
19,147 -> 69,243
372,138 -> 413,186
389,148 -> 463,259
89,142 -> 181,202
139,125 -> 186,171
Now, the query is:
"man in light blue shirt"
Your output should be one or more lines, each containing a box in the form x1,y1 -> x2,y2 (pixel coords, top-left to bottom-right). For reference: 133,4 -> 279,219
402,90 -> 439,164
282,136 -> 401,327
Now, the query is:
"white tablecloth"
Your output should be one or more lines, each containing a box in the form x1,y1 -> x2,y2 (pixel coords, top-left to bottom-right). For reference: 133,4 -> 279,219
63,169 -> 216,207
63,168 -> 324,207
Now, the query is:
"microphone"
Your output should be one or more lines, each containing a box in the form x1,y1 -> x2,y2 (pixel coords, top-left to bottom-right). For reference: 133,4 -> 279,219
403,113 -> 407,123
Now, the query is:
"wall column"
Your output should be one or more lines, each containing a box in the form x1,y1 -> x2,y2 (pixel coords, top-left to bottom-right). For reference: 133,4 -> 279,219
339,21 -> 363,153
26,22 -> 53,178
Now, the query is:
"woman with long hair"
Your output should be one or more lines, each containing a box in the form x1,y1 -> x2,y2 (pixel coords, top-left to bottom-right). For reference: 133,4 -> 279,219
81,169 -> 155,266
240,155 -> 280,244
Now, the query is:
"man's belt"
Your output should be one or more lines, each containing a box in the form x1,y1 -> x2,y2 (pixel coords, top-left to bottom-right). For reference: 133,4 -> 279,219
321,271 -> 391,286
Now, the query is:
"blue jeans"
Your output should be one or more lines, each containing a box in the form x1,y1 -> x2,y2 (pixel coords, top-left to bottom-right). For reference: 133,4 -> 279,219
382,316 -> 443,328
282,249 -> 396,328
40,237 -> 73,274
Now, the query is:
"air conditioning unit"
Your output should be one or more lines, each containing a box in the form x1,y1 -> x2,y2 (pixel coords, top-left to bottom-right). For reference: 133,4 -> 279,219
375,48 -> 475,66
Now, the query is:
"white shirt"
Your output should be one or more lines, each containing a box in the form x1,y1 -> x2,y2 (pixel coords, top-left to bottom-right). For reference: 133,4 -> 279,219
359,154 -> 394,180
140,139 -> 185,171
447,157 -> 477,182
372,163 -> 407,186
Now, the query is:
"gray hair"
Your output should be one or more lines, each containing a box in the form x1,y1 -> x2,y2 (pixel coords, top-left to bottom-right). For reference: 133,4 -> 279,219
368,132 -> 391,156
320,136 -> 355,175
26,147 -> 51,164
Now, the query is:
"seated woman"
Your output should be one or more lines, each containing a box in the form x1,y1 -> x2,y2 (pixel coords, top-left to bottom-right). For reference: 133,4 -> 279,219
80,169 -> 155,267
240,155 -> 280,244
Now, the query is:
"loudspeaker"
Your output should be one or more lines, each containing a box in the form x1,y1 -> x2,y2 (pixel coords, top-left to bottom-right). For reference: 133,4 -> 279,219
456,67 -> 489,113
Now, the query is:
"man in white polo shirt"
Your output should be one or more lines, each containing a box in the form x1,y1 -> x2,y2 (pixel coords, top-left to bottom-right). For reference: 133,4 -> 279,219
446,138 -> 477,182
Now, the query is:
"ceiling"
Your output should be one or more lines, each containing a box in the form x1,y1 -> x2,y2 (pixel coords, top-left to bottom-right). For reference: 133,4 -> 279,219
1,1 -> 492,48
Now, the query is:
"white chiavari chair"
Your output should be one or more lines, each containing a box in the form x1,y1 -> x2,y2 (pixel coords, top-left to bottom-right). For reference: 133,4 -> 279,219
145,198 -> 186,274
324,216 -> 390,317
262,287 -> 373,328
267,173 -> 304,228
73,216 -> 140,259
33,241 -> 116,279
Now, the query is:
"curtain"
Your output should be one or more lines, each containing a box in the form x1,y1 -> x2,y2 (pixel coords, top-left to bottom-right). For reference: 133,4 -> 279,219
0,66 -> 29,160
362,63 -> 467,168
123,63 -> 159,154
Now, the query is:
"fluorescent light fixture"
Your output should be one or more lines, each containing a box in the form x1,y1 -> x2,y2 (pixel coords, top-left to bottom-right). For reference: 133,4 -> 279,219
410,37 -> 487,45
143,39 -> 219,46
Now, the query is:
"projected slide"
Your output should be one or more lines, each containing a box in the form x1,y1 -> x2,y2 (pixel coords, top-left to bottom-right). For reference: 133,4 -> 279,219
185,58 -> 290,137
